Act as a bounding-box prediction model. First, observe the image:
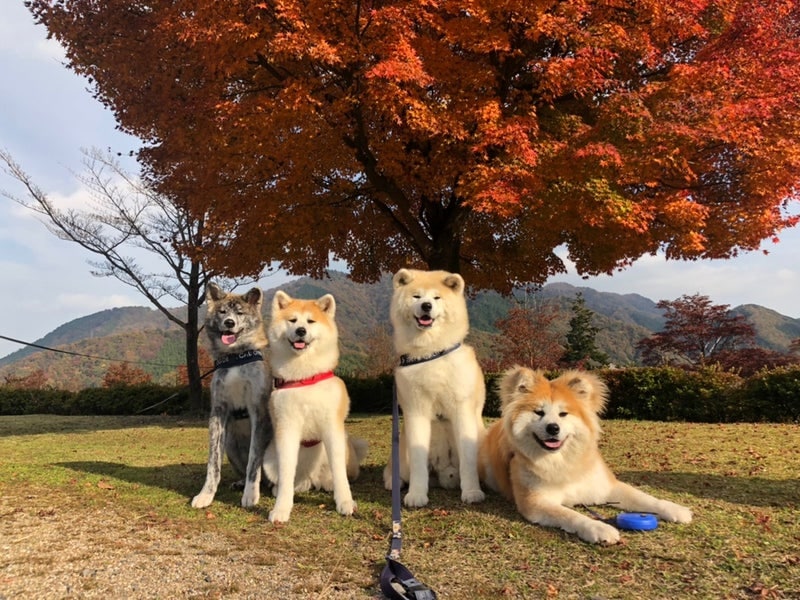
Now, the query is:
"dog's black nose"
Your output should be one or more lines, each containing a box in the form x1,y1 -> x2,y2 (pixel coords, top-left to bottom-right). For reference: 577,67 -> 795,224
546,423 -> 560,436
421,301 -> 432,312
223,318 -> 235,329
295,327 -> 306,338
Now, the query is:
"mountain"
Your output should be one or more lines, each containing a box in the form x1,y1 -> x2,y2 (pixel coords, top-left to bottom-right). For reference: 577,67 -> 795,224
1,273 -> 798,390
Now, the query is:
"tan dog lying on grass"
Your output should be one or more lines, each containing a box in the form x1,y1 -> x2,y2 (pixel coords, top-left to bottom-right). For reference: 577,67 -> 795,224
479,366 -> 692,544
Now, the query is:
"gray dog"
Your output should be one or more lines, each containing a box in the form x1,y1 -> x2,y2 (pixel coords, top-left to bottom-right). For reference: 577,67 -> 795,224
191,283 -> 273,509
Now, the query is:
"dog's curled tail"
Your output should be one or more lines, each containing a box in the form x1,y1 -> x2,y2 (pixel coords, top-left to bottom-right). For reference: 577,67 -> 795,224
351,437 -> 369,463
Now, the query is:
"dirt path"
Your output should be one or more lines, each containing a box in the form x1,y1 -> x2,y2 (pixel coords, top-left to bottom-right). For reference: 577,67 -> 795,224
0,494 -> 379,599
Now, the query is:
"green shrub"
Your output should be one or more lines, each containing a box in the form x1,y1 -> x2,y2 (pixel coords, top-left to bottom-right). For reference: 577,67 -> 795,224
1,365 -> 796,422
0,388 -> 76,415
600,366 -> 742,422
734,365 -> 800,422
340,373 -> 394,413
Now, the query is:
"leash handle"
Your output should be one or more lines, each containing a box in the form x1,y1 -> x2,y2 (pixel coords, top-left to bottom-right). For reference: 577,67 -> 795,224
379,383 -> 437,600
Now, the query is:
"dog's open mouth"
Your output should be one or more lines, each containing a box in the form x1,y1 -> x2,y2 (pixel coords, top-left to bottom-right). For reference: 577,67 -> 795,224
415,315 -> 434,328
290,340 -> 308,351
534,435 -> 564,452
221,332 -> 237,345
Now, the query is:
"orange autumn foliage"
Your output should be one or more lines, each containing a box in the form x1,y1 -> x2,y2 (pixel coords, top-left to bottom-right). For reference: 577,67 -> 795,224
29,0 -> 800,293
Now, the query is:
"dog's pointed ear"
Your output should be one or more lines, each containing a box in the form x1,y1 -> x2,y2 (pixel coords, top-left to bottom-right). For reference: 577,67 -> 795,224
393,268 -> 414,288
273,290 -> 293,311
442,272 -> 465,295
316,294 -> 336,316
243,287 -> 263,307
206,282 -> 225,303
498,366 -> 545,407
562,370 -> 609,415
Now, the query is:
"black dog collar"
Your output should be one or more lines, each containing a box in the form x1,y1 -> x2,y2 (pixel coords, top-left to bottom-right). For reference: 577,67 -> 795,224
214,349 -> 264,370
399,343 -> 462,367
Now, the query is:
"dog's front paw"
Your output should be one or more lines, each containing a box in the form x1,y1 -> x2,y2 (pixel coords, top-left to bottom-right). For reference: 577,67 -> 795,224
403,490 -> 429,508
191,492 -> 214,509
461,488 -> 485,504
269,504 -> 292,523
240,485 -> 260,508
579,520 -> 620,545
659,502 -> 693,524
337,499 -> 357,516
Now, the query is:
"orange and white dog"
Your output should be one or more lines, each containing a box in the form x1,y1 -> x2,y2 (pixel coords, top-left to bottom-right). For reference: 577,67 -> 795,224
265,291 -> 366,523
479,366 -> 692,544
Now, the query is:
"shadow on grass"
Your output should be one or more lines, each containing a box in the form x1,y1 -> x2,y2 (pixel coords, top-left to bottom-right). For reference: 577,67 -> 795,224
53,461 -> 397,509
618,469 -> 800,508
0,414 -> 206,437
56,460 -> 237,502
52,458 -> 798,517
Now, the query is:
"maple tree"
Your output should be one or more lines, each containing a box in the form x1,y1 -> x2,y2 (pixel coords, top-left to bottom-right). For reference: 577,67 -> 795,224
491,290 -> 564,370
3,369 -> 49,391
637,293 -> 756,368
27,1 -> 800,292
712,347 -> 798,377
102,362 -> 153,387
362,325 -> 396,377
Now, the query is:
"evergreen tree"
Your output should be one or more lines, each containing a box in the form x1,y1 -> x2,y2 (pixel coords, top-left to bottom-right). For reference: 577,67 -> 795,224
562,293 -> 609,368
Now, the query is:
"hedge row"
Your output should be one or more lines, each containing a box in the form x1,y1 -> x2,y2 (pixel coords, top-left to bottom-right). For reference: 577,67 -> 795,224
1,366 -> 798,422
0,384 -> 203,416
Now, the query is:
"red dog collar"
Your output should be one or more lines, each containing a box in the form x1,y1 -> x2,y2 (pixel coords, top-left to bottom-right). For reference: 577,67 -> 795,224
274,371 -> 335,389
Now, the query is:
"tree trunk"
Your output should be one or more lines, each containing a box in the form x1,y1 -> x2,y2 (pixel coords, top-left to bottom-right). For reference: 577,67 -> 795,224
425,199 -> 465,273
185,262 -> 205,413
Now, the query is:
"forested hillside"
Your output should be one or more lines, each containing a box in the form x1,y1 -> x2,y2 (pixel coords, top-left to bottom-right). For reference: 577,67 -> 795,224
1,272 -> 798,390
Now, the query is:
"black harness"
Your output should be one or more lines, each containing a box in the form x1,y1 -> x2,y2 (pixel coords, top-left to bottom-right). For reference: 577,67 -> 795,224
398,343 -> 461,367
213,349 -> 265,422
213,349 -> 264,370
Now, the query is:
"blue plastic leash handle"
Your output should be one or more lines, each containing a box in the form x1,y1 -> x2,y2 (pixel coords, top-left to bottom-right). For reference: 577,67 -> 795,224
615,512 -> 659,531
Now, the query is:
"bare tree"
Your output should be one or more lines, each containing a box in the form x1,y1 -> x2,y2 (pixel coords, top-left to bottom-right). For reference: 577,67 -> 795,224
0,147 -> 256,411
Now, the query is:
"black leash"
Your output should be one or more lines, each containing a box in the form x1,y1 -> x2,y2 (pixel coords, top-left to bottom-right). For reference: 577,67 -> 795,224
379,383 -> 437,600
136,350 -> 263,415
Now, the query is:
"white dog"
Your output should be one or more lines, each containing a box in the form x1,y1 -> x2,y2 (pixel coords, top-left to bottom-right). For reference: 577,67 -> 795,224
384,268 -> 486,508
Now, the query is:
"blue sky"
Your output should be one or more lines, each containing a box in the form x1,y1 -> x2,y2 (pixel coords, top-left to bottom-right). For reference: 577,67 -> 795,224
1,2 -> 799,360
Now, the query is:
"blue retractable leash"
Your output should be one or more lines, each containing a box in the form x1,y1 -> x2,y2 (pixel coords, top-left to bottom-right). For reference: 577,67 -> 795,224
379,384 -> 437,600
581,505 -> 659,531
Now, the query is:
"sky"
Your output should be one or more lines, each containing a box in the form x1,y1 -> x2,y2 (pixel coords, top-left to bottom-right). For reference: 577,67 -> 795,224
1,2 -> 799,361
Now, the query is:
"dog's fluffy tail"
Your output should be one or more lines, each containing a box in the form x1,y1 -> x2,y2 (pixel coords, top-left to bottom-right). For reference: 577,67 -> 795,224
351,436 -> 369,463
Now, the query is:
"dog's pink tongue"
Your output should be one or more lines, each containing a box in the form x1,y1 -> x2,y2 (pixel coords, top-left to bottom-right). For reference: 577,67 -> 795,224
418,316 -> 433,326
221,333 -> 237,345
544,439 -> 563,449
293,341 -> 306,350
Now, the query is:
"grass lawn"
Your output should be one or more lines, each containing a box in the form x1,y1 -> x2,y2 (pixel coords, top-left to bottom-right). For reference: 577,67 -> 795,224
1,414 -> 798,599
